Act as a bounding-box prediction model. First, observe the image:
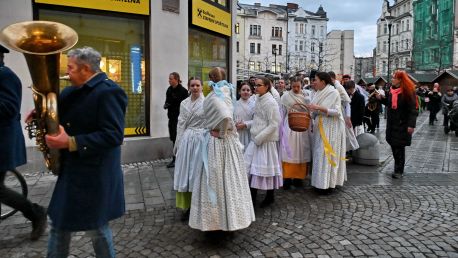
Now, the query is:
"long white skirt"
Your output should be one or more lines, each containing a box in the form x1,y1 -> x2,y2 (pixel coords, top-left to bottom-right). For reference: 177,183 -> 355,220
189,133 -> 255,231
244,141 -> 283,190
237,128 -> 251,150
174,128 -> 205,192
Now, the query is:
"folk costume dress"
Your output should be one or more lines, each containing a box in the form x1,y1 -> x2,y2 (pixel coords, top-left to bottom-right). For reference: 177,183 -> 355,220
244,92 -> 283,190
280,90 -> 312,180
310,85 -> 347,189
189,80 -> 255,231
173,94 -> 206,209
234,97 -> 255,149
334,81 -> 359,150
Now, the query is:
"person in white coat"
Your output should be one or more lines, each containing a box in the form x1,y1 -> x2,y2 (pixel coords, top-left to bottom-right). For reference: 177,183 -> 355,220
173,77 -> 205,221
245,77 -> 282,208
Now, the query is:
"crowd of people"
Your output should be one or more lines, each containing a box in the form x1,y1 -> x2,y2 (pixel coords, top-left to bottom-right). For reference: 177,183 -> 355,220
2,38 -> 457,256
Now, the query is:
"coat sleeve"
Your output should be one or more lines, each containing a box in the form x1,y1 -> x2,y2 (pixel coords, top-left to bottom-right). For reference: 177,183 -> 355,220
253,103 -> 280,145
0,69 -> 20,121
74,86 -> 128,157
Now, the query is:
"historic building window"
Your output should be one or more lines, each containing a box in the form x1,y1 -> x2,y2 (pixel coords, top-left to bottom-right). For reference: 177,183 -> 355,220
250,43 -> 255,53
235,23 -> 240,34
236,41 -> 239,53
250,25 -> 261,36
271,27 -> 282,38
257,43 -> 261,54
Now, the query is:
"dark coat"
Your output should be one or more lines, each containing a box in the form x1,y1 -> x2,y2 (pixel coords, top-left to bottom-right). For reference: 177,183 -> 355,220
48,73 -> 128,231
382,89 -> 417,147
0,62 -> 26,172
427,92 -> 442,113
349,89 -> 365,127
164,84 -> 188,121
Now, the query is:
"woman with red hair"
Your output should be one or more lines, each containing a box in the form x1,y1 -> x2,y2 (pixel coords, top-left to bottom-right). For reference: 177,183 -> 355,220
377,70 -> 418,179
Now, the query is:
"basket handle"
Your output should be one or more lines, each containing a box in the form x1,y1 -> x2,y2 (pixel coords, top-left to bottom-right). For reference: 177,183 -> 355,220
291,103 -> 309,112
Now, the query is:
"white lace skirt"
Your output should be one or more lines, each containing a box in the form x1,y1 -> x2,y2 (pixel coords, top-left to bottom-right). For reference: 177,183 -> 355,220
189,133 -> 255,231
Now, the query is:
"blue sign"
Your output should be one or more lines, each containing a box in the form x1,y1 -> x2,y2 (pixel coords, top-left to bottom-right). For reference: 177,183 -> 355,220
130,44 -> 142,94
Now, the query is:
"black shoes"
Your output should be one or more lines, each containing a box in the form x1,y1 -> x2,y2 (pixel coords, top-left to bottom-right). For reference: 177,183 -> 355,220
30,206 -> 47,241
391,172 -> 403,179
166,160 -> 175,168
260,190 -> 274,208
180,209 -> 190,222
283,179 -> 292,190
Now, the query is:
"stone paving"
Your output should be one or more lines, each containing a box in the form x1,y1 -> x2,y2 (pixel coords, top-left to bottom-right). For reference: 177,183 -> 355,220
1,112 -> 458,257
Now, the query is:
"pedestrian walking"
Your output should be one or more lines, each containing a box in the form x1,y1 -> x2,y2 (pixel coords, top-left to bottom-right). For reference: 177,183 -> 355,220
376,70 -> 417,179
279,76 -> 312,189
189,67 -> 255,232
344,80 -> 365,135
245,77 -> 283,207
307,72 -> 347,193
43,47 -> 128,257
0,44 -> 47,241
441,87 -> 458,134
427,85 -> 442,125
164,72 -> 189,168
234,82 -> 255,149
173,77 -> 206,221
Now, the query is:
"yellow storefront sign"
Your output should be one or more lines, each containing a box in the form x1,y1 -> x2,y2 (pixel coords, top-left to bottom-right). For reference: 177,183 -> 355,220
34,0 -> 150,15
192,0 -> 231,36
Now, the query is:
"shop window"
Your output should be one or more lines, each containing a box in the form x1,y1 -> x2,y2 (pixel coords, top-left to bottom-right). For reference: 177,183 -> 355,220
188,29 -> 228,95
38,9 -> 148,137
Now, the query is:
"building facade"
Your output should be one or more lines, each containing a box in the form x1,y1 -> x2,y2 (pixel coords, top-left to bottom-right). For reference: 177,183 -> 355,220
0,0 -> 237,171
324,30 -> 355,78
286,3 -> 328,74
236,3 -> 287,78
354,57 -> 375,82
375,0 -> 413,76
412,0 -> 457,72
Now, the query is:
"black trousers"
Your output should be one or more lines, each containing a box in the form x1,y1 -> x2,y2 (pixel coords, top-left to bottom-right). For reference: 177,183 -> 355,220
168,118 -> 178,145
429,109 -> 438,124
0,171 -> 40,221
390,146 -> 405,174
365,111 -> 380,132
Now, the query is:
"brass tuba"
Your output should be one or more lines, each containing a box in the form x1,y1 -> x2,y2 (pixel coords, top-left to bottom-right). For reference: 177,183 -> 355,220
0,21 -> 78,175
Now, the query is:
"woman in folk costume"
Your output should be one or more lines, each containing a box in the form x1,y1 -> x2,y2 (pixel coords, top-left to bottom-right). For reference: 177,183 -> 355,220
329,71 -> 359,151
376,70 -> 417,179
280,76 -> 312,189
244,77 -> 282,208
173,77 -> 205,221
234,82 -> 255,149
307,72 -> 347,192
189,67 -> 255,231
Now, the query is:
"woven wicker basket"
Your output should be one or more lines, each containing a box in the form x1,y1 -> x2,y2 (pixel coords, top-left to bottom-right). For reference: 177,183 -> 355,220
288,103 -> 311,132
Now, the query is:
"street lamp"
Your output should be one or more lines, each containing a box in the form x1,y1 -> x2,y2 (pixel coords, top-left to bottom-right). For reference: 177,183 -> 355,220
382,13 -> 395,79
273,47 -> 277,74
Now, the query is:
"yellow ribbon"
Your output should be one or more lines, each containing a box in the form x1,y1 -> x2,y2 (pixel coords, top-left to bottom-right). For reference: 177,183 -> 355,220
318,115 -> 346,167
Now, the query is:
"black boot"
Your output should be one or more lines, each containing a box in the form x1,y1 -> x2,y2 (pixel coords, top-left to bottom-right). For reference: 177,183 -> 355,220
260,190 -> 274,208
283,178 -> 292,190
167,156 -> 175,168
250,188 -> 257,207
180,209 -> 190,222
292,179 -> 303,188
30,205 -> 47,241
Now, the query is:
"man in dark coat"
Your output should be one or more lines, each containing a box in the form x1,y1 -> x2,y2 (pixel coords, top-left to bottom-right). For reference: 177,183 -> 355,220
163,72 -> 188,168
44,47 -> 127,257
344,80 -> 365,129
0,44 -> 47,240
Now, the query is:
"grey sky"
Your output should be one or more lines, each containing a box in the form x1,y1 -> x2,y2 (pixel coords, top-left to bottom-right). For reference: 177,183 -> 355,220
239,0 -> 383,57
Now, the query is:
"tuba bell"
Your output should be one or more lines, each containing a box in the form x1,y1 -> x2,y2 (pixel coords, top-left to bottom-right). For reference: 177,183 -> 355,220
0,21 -> 78,175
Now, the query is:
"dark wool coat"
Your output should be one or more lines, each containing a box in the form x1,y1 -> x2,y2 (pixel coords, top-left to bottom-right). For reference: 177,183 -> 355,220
48,73 -> 128,231
0,62 -> 26,172
382,89 -> 418,147
349,89 -> 366,127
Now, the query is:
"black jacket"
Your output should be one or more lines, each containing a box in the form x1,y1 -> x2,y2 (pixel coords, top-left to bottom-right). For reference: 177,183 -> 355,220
164,84 -> 188,120
381,90 -> 418,147
349,90 -> 365,127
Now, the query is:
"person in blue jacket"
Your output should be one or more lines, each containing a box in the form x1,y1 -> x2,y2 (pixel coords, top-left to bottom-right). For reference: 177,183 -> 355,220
0,44 -> 47,240
44,47 -> 128,257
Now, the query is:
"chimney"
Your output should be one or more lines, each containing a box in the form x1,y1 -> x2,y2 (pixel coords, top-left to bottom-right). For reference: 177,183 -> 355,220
287,3 -> 298,10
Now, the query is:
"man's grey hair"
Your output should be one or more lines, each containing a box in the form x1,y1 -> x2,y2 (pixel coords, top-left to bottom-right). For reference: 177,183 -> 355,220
67,47 -> 102,73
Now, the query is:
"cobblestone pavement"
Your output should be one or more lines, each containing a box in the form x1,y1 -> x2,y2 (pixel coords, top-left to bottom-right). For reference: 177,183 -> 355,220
1,112 -> 458,257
